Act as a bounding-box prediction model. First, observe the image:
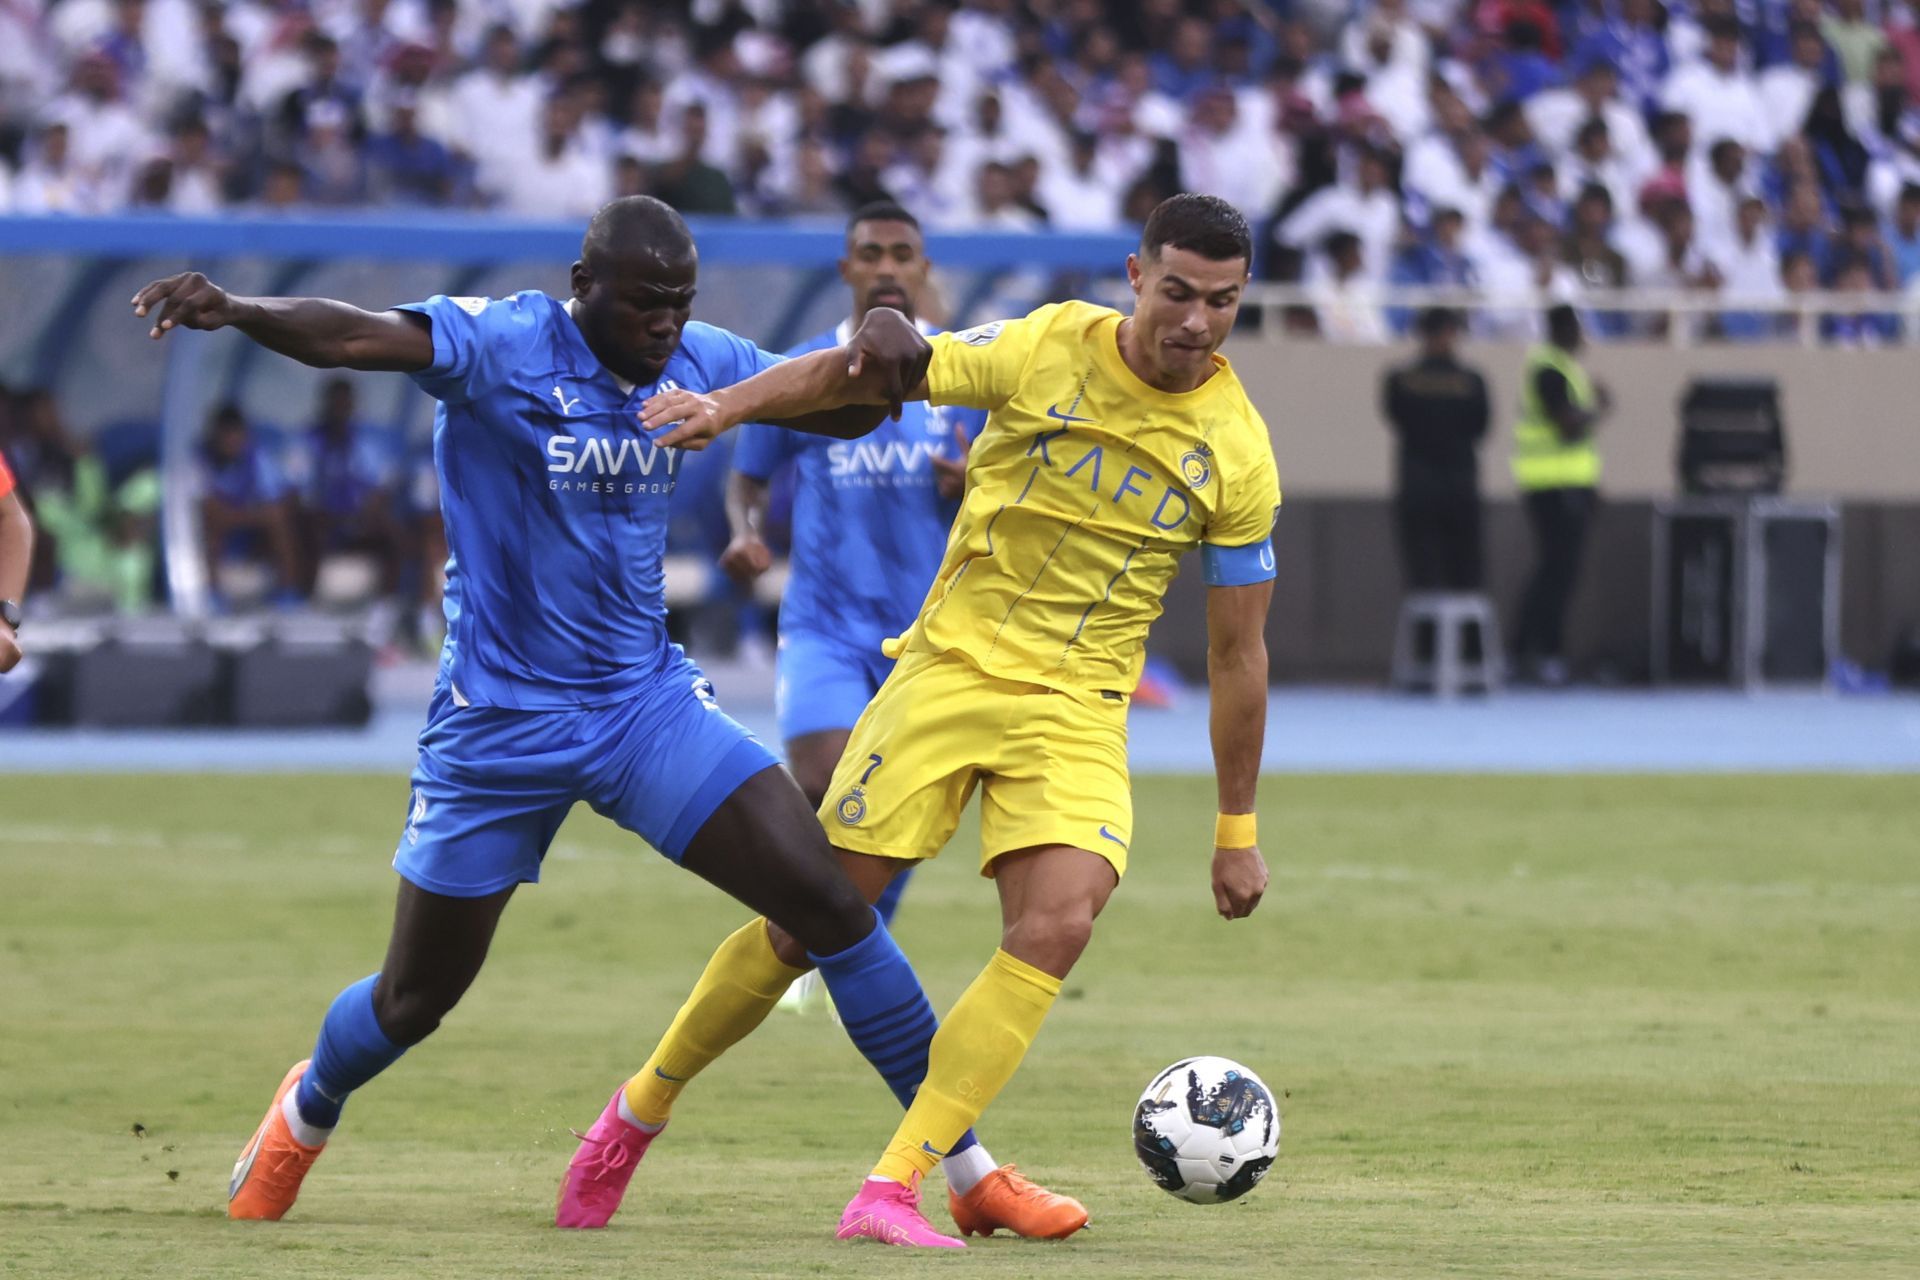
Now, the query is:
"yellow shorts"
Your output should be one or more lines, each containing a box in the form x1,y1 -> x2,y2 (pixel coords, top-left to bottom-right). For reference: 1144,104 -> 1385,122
818,648 -> 1133,876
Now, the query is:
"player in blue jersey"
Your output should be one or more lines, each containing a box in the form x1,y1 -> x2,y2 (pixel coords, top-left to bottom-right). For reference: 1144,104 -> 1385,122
722,203 -> 981,1006
130,198 -> 966,1239
565,204 -> 1087,1244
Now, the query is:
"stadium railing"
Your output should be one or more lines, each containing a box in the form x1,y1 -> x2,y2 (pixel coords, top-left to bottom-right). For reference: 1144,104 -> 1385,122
1240,281 -> 1920,347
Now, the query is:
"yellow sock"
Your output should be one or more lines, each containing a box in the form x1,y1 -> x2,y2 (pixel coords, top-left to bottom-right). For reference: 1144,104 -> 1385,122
622,918 -> 805,1126
872,948 -> 1062,1186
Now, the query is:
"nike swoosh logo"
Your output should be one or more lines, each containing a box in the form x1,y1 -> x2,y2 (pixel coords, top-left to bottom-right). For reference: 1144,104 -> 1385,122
654,1066 -> 689,1082
1098,826 -> 1129,850
920,1140 -> 950,1158
1046,403 -> 1098,426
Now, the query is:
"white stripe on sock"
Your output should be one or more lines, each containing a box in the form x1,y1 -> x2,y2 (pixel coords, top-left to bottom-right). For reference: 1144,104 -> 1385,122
942,1143 -> 997,1197
615,1091 -> 665,1134
281,1088 -> 333,1148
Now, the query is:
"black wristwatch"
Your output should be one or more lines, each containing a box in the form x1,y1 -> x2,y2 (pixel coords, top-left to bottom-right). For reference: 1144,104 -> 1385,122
1,599 -> 20,633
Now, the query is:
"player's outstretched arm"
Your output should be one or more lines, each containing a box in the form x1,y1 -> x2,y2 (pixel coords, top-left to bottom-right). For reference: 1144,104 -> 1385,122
132,272 -> 434,373
646,308 -> 932,449
1206,578 -> 1274,920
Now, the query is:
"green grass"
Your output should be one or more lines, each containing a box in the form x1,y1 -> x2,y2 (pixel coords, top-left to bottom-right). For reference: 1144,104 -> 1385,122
1,773 -> 1916,1279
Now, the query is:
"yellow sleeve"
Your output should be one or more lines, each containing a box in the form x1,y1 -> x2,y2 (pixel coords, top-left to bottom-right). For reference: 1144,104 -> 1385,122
1206,426 -> 1283,549
924,305 -> 1057,411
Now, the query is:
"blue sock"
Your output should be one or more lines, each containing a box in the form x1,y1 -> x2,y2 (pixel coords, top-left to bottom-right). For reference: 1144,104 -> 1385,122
294,974 -> 406,1130
873,865 -> 914,928
809,909 -> 979,1157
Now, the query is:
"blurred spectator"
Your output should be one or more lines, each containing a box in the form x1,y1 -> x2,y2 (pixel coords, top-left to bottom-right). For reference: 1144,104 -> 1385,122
453,22 -> 543,200
1830,202 -> 1897,286
650,101 -> 736,216
284,379 -> 406,601
1805,85 -> 1873,198
14,120 -> 98,213
1037,130 -> 1124,230
1574,0 -> 1671,114
1822,256 -> 1902,342
1691,138 -> 1756,254
295,98 -> 369,206
1381,307 -> 1490,592
1310,229 -> 1388,342
1179,87 -> 1291,223
195,403 -> 300,605
1776,180 -> 1837,266
1887,182 -> 1920,282
365,91 -> 461,206
1760,23 -> 1838,149
10,389 -> 158,613
1708,195 -> 1786,338
1276,146 -> 1401,283
49,52 -> 146,206
1563,185 -> 1630,291
1557,116 -> 1640,217
1821,0 -> 1889,85
1660,18 -> 1771,158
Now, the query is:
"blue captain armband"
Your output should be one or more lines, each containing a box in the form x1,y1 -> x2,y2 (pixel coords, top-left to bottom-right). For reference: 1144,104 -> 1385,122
1202,538 -> 1277,587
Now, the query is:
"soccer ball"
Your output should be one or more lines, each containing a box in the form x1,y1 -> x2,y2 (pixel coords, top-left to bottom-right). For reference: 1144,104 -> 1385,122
1132,1056 -> 1280,1204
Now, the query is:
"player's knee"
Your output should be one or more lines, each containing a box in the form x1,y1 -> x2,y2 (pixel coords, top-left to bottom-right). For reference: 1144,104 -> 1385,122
372,977 -> 456,1046
1003,904 -> 1096,978
765,919 -> 812,970
779,874 -> 872,958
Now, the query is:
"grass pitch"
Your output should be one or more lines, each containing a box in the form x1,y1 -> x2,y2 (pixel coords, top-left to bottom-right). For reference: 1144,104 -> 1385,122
1,772 -> 1916,1279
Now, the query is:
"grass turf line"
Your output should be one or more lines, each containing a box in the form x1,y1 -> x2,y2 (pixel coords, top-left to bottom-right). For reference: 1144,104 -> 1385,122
0,773 -> 1916,1278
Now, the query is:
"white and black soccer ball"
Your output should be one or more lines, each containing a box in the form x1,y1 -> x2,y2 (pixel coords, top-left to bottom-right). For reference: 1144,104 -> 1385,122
1132,1056 -> 1280,1204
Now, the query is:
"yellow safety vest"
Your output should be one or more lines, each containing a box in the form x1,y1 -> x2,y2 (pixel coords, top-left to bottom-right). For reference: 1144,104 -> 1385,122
1513,344 -> 1601,490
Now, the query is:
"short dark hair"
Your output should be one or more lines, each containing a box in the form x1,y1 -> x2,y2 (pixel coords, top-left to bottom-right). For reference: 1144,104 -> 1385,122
846,200 -> 920,237
1140,193 -> 1252,265
1417,306 -> 1462,337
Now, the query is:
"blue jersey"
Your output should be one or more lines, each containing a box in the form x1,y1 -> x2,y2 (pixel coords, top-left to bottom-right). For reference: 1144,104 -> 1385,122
732,321 -> 984,656
397,291 -> 780,710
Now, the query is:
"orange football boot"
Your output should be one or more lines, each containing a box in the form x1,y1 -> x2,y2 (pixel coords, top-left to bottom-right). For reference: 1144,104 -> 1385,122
228,1060 -> 327,1220
948,1165 -> 1089,1239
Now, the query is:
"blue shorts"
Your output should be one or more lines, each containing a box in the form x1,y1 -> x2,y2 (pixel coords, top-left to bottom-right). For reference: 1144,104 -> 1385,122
393,651 -> 780,897
773,629 -> 896,742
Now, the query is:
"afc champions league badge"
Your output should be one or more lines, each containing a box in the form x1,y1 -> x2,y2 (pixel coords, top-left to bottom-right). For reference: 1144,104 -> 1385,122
835,785 -> 868,826
1179,442 -> 1213,491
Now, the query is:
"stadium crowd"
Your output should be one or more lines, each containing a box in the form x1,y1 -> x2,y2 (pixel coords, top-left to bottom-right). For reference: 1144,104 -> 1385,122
6,0 -> 1920,337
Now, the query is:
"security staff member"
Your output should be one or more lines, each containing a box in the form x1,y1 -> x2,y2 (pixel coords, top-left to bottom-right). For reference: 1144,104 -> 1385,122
0,445 -> 33,672
1381,307 -> 1490,591
1512,304 -> 1609,685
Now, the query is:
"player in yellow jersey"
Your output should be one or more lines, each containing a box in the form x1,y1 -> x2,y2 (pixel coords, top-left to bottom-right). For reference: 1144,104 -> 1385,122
574,195 -> 1278,1247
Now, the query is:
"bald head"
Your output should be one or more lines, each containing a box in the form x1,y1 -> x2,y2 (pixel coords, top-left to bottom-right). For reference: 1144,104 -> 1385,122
570,197 -> 702,385
581,196 -> 694,273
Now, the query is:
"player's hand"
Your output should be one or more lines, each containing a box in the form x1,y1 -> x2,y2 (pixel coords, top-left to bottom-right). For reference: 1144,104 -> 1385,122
643,387 -> 736,451
847,307 -> 932,421
132,272 -> 242,340
1211,844 -> 1267,920
932,420 -> 971,500
719,534 -> 772,584
0,628 -> 20,674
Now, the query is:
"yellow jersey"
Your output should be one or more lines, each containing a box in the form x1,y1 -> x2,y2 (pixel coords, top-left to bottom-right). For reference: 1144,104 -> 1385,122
886,300 -> 1281,696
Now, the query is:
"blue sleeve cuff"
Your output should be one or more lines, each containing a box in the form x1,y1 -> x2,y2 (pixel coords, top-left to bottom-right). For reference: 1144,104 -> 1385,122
1202,538 -> 1277,587
392,299 -> 459,381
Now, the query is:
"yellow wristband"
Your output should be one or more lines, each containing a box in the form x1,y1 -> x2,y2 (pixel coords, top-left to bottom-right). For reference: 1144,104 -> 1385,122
1214,812 -> 1257,849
